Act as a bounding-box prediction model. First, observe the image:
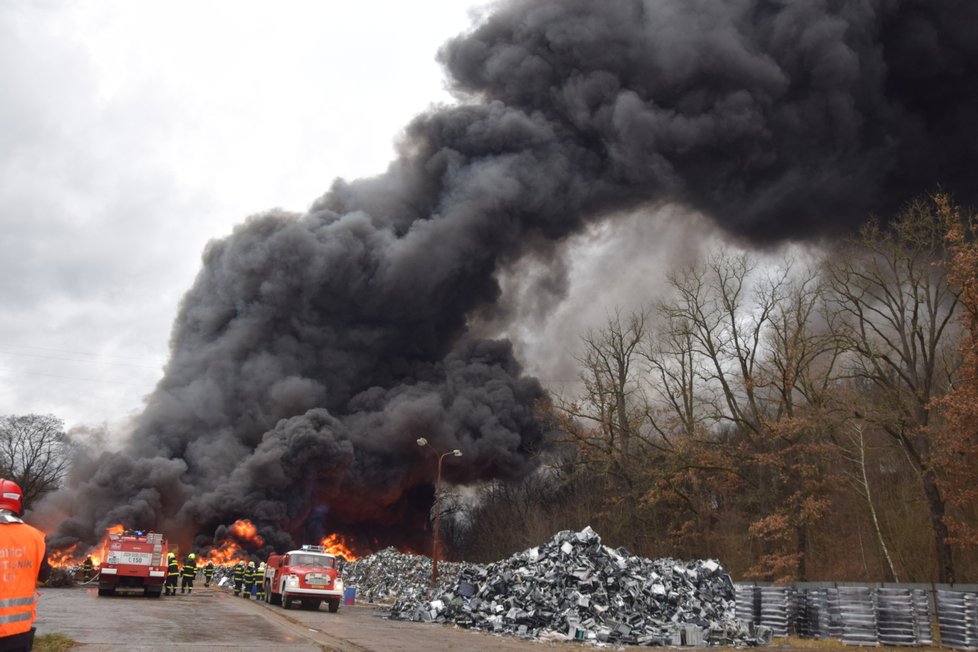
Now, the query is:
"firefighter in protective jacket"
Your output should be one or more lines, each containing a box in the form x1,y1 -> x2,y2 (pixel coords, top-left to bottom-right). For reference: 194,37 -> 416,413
242,561 -> 256,598
232,562 -> 244,596
254,561 -> 266,601
165,552 -> 179,595
0,478 -> 48,651
203,561 -> 214,587
81,556 -> 95,581
180,553 -> 197,594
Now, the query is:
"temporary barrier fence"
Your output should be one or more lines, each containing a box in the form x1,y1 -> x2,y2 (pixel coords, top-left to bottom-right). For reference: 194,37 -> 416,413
736,582 -> 975,648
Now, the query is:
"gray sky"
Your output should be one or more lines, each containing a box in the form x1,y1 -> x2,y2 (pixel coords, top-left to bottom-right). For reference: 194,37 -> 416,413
0,0 -> 498,430
1,0 -> 697,433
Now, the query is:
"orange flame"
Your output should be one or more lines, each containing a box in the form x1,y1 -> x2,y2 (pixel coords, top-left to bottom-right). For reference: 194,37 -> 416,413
197,541 -> 249,567
229,519 -> 264,547
195,519 -> 264,566
47,523 -> 126,568
47,543 -> 81,568
319,533 -> 359,561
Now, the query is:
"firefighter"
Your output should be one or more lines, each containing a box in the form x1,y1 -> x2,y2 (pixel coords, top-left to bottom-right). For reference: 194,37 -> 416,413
254,561 -> 266,601
242,561 -> 256,599
0,478 -> 48,652
232,561 -> 245,596
203,561 -> 215,587
180,552 -> 197,594
165,552 -> 179,596
81,556 -> 95,581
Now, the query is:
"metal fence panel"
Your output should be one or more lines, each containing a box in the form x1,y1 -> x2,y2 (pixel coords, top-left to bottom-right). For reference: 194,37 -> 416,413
735,583 -> 951,648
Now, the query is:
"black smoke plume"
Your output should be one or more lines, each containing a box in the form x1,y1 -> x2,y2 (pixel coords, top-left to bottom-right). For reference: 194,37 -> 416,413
40,0 -> 978,554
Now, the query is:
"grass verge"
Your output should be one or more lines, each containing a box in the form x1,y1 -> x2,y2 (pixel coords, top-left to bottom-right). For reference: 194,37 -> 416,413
34,633 -> 78,651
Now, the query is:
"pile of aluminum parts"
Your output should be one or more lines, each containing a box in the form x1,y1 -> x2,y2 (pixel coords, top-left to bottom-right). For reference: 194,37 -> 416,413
340,547 -> 466,604
387,527 -> 759,647
211,565 -> 236,588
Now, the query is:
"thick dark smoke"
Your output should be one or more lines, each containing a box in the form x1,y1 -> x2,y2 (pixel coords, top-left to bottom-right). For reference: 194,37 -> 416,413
40,0 -> 978,555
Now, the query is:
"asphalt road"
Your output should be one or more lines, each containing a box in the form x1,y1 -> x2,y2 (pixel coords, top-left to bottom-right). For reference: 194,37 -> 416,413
33,583 -> 581,651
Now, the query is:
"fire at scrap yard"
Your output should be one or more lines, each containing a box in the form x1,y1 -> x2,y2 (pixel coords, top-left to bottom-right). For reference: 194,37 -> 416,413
8,0 -> 978,647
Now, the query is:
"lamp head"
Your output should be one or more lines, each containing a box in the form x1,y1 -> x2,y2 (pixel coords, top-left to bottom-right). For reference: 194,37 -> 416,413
452,449 -> 462,457
416,437 -> 428,447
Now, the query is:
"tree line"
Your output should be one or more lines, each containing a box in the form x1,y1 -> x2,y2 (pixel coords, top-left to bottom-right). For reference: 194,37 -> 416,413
453,194 -> 978,584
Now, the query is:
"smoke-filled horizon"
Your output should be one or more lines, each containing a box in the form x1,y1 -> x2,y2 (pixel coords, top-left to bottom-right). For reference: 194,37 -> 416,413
38,0 -> 978,555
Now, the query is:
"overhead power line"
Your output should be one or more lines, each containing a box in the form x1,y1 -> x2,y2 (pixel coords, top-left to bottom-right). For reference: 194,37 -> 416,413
2,369 -> 155,388
0,342 -> 166,371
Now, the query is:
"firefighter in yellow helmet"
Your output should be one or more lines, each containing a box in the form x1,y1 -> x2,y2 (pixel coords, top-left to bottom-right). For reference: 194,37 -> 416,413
165,552 -> 179,596
232,561 -> 245,595
242,561 -> 256,599
180,552 -> 197,594
203,561 -> 215,587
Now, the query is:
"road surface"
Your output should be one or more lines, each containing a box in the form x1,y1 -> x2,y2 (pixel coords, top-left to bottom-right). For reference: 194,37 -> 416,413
34,583 -> 580,651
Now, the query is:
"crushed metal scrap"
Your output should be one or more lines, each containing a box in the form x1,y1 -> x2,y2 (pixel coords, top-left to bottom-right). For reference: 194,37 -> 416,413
347,527 -> 762,646
340,548 -> 465,604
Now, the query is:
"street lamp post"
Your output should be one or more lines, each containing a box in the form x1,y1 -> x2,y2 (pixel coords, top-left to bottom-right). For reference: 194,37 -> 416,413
417,437 -> 462,587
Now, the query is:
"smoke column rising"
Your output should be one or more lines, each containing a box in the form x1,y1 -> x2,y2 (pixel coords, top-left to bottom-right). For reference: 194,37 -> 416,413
41,0 -> 978,554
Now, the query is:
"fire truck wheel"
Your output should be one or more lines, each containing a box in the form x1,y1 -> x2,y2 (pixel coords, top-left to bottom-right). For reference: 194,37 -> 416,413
263,584 -> 270,603
145,585 -> 163,598
328,599 -> 340,613
283,591 -> 294,609
269,589 -> 282,606
97,587 -> 115,597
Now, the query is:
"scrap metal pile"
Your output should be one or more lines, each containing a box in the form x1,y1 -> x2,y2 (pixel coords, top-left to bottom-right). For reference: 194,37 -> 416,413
348,527 -> 759,646
340,547 -> 465,604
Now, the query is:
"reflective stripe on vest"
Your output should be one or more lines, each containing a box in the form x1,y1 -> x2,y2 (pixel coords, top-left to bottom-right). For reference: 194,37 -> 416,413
0,610 -> 33,624
0,592 -> 35,625
0,521 -> 44,637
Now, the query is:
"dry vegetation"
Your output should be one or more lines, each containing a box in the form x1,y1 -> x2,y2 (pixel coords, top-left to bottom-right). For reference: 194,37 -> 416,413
451,195 -> 978,584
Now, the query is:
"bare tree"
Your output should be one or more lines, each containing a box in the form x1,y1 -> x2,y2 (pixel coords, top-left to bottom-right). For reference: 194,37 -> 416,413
835,420 -> 900,581
550,308 -> 664,551
561,308 -> 650,490
825,198 -> 960,583
651,248 -> 840,580
0,414 -> 72,511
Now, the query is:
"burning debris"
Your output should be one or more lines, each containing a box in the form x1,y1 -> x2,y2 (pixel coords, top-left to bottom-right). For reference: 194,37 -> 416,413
373,527 -> 757,646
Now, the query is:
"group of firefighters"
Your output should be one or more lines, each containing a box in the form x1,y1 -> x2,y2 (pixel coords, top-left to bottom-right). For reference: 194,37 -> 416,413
163,552 -> 217,595
163,555 -> 267,598
162,554 -> 266,598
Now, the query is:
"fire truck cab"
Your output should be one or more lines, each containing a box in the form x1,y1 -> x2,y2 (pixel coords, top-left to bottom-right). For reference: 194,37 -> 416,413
264,544 -> 343,612
97,530 -> 168,597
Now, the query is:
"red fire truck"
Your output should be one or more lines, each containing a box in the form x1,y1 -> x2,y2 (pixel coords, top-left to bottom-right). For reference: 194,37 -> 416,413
97,530 -> 168,597
263,544 -> 344,612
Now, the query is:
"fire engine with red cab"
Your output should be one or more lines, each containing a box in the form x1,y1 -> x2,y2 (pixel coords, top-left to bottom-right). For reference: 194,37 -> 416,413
97,529 -> 168,597
263,544 -> 344,612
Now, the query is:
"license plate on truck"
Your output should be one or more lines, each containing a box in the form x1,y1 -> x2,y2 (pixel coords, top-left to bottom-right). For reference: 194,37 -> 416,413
107,551 -> 152,565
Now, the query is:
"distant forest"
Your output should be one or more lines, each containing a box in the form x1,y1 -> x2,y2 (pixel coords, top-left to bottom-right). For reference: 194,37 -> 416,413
449,194 -> 978,585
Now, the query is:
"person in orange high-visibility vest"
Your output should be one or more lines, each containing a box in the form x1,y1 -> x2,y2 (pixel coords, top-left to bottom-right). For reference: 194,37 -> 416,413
0,478 -> 47,652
